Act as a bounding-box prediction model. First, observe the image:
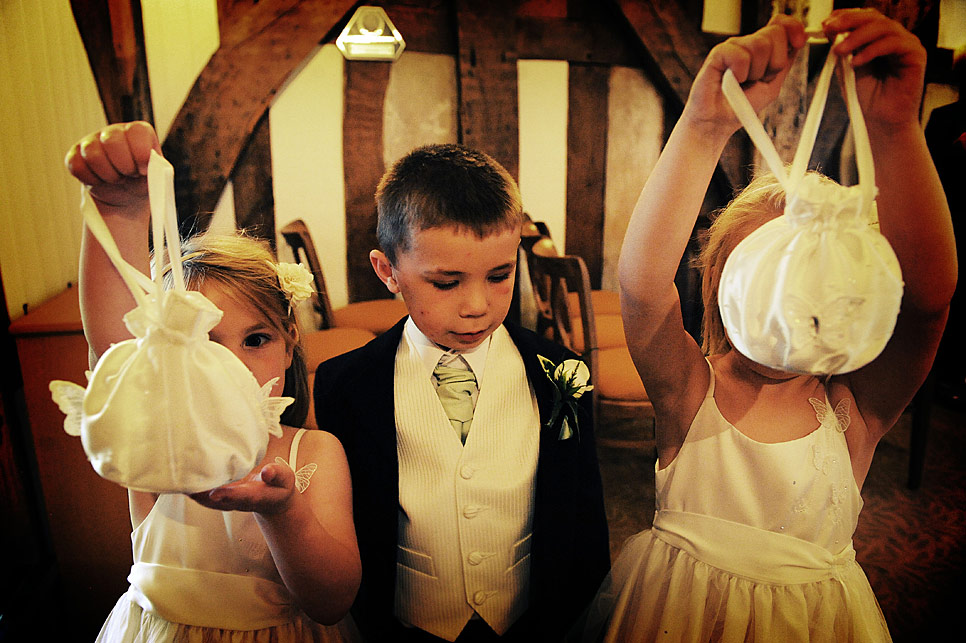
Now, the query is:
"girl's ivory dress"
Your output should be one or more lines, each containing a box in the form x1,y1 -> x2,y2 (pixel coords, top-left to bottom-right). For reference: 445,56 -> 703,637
96,429 -> 360,643
576,361 -> 891,642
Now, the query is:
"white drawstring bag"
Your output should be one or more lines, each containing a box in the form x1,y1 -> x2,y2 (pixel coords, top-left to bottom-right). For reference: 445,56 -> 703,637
50,151 -> 291,493
717,40 -> 903,375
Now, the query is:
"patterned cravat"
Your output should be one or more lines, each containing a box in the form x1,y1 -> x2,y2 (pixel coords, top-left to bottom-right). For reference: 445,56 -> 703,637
433,353 -> 478,444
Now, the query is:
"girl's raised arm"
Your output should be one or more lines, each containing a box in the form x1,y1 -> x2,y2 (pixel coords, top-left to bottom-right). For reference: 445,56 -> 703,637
66,121 -> 160,364
826,10 -> 957,442
619,16 -> 805,452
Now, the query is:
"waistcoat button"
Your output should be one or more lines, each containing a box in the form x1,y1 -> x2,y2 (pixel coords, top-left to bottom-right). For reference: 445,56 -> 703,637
473,590 -> 495,605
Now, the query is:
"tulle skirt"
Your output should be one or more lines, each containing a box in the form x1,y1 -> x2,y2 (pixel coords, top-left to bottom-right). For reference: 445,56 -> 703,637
96,587 -> 363,643
572,515 -> 892,643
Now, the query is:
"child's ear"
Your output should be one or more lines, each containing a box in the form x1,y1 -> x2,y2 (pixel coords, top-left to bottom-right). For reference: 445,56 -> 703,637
284,324 -> 298,368
370,250 -> 400,294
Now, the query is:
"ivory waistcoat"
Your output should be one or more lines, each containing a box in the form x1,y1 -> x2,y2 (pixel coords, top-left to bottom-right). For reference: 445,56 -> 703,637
393,325 -> 540,641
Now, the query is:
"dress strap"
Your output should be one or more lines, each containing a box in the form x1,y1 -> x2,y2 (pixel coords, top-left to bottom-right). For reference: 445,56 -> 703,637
275,428 -> 317,493
703,357 -> 715,398
288,428 -> 308,468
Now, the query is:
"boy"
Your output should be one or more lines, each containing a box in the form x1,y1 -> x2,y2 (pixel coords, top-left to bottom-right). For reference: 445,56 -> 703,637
314,144 -> 610,642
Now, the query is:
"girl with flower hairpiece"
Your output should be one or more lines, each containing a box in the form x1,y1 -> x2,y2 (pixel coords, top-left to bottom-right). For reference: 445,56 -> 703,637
64,121 -> 362,642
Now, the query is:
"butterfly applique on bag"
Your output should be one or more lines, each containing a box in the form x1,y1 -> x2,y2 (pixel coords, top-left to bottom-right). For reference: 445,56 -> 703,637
49,151 -> 292,494
717,37 -> 903,375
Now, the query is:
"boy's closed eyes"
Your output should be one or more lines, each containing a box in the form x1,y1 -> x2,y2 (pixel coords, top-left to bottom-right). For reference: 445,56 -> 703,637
429,266 -> 514,290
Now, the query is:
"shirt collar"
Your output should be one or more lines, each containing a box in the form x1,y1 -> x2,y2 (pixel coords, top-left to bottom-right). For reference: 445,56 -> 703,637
404,317 -> 490,381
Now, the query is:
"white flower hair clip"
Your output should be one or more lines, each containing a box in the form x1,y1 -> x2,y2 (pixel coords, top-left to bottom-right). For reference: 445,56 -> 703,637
274,262 -> 314,307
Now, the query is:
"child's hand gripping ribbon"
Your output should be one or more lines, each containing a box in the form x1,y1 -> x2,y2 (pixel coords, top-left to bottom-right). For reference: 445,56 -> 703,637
717,38 -> 903,375
50,151 -> 291,493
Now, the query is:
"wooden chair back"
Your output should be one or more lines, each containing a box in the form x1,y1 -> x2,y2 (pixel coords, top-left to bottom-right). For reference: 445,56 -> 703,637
530,248 -> 655,451
279,219 -> 335,329
528,252 -> 600,391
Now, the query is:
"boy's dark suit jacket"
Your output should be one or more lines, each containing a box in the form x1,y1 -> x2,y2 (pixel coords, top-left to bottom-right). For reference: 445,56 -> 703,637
314,318 -> 610,641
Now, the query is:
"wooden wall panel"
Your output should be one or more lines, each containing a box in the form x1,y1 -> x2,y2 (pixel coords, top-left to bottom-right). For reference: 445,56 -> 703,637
455,0 -> 520,180
610,0 -> 746,192
381,2 -> 456,55
70,0 -> 153,123
566,64 -> 609,289
517,15 -> 639,65
610,0 -> 706,107
231,112 -> 275,246
343,61 -> 393,303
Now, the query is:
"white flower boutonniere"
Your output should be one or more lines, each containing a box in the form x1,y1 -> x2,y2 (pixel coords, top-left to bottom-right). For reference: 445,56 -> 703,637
275,262 -> 314,306
538,355 -> 593,440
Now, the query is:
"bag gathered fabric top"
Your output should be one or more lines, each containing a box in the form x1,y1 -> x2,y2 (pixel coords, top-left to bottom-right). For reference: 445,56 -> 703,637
718,37 -> 903,375
50,151 -> 292,493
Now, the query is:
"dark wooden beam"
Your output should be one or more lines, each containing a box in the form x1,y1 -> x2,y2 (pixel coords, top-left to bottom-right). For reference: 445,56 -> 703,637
377,2 -> 456,55
609,0 -> 747,191
343,61 -> 393,303
455,0 -> 520,180
609,0 -> 707,107
383,2 -> 640,65
216,0 -> 305,48
161,0 -> 357,235
70,0 -> 152,124
566,64 -> 609,289
516,16 -> 640,65
231,112 -> 276,246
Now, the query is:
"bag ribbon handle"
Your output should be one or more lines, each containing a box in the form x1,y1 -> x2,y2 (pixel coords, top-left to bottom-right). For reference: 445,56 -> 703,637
720,34 -> 876,215
80,150 -> 186,312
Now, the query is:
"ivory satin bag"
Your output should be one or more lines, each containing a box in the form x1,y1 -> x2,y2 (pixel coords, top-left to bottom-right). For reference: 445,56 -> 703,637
50,151 -> 291,493
717,41 -> 903,375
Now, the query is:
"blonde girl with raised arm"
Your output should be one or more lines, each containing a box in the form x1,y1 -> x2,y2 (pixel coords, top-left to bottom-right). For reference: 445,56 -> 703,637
581,9 -> 956,642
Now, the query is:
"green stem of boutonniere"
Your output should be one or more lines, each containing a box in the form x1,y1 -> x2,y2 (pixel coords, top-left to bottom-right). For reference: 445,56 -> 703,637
558,400 -> 580,440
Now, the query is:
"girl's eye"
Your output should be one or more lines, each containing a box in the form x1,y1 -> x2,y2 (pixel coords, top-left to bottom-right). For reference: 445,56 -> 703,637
244,333 -> 272,348
488,272 -> 512,284
432,281 -> 458,291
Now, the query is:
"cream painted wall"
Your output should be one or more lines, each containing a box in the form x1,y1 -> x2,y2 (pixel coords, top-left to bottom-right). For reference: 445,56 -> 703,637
141,0 -> 220,141
0,0 -> 221,321
603,66 -> 663,292
0,0 -> 106,321
518,59 -> 569,249
270,45 -> 349,307
922,82 -> 959,129
209,182 -> 237,236
142,0 -> 235,234
383,52 -> 458,167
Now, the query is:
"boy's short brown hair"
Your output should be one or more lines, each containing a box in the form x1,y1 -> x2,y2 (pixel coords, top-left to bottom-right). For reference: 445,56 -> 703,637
375,144 -> 523,265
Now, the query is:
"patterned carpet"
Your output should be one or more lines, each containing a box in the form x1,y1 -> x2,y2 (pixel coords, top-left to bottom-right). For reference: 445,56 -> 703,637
596,401 -> 966,642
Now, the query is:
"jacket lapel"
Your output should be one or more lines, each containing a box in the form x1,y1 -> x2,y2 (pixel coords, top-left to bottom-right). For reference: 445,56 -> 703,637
344,319 -> 403,426
340,318 -> 406,635
505,322 -> 556,430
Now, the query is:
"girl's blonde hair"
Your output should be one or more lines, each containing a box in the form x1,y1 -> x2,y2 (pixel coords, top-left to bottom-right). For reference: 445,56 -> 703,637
694,172 -> 786,356
161,232 -> 309,427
